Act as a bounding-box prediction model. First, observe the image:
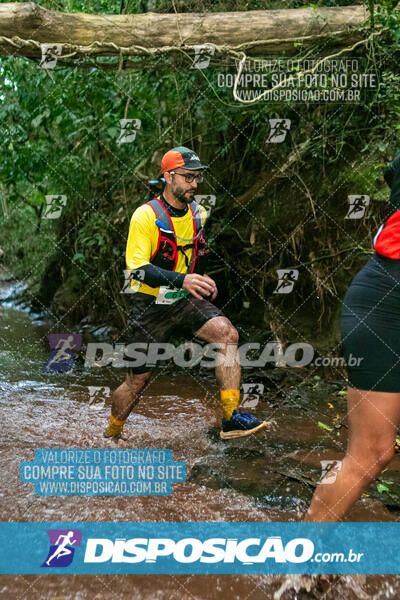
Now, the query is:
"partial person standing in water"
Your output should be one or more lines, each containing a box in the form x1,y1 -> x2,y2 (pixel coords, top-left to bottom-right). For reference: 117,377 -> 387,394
305,151 -> 400,521
104,146 -> 267,441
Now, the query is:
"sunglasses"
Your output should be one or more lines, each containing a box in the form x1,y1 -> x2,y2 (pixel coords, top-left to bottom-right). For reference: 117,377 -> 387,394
169,170 -> 204,184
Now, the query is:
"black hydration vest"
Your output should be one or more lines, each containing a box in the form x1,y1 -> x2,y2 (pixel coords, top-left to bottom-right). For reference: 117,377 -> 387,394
146,196 -> 209,273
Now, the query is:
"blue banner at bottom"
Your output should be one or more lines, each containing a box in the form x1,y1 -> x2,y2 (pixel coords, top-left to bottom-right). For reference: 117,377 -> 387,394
0,522 -> 397,574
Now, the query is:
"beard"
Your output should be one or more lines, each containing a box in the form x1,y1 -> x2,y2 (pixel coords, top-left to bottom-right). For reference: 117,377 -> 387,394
173,184 -> 196,204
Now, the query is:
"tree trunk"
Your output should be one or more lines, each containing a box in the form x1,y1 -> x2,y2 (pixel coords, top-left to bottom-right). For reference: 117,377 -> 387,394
0,2 -> 370,59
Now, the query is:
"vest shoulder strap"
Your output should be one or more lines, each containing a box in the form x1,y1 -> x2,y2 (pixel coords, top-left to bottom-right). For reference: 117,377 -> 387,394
146,197 -> 203,237
189,201 -> 203,235
146,197 -> 173,231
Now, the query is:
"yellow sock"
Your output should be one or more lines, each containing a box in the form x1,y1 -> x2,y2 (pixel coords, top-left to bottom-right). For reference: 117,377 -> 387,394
105,414 -> 126,437
220,389 -> 240,420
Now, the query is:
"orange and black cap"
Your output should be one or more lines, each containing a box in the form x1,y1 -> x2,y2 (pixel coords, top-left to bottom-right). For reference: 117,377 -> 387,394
161,146 -> 208,174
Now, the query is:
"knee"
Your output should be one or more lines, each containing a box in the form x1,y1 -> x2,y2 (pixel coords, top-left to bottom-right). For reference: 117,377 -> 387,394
226,327 -> 239,345
218,320 -> 239,345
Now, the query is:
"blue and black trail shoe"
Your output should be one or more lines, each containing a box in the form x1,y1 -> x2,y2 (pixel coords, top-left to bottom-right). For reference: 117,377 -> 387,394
220,410 -> 267,440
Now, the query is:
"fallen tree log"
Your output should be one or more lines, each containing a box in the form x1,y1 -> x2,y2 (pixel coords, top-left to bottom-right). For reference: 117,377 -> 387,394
0,2 -> 371,60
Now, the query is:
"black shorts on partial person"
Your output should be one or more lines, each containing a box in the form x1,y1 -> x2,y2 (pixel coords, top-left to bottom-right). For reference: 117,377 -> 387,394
341,252 -> 400,393
121,292 -> 225,374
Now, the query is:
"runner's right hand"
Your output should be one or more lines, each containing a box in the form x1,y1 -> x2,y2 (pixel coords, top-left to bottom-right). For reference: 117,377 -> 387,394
182,274 -> 216,300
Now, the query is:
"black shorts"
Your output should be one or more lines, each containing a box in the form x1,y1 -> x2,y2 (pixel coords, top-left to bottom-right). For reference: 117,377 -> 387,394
120,292 -> 225,374
341,252 -> 400,392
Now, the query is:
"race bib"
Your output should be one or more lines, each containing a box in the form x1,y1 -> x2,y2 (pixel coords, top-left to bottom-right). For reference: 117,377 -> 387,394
155,287 -> 189,305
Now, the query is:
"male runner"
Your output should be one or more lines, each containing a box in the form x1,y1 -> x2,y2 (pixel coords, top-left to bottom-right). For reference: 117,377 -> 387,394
104,146 -> 267,440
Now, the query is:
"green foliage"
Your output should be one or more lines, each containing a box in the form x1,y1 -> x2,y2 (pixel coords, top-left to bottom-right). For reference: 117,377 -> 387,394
371,0 -> 400,39
377,482 -> 391,493
318,421 -> 332,432
0,0 -> 399,335
0,204 -> 56,282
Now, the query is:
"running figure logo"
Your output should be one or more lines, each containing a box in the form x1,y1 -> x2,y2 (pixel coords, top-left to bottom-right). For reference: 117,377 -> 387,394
345,195 -> 370,219
319,460 -> 343,485
273,269 -> 299,294
117,119 -> 142,145
266,119 -> 291,143
41,529 -> 82,568
43,195 -> 67,220
88,386 -> 110,409
195,194 -> 217,218
190,44 -> 215,69
240,383 -> 264,409
121,268 -> 145,294
43,334 -> 82,373
39,44 -> 62,69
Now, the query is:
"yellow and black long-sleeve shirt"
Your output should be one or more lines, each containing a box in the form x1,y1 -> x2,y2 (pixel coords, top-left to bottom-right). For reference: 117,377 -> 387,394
126,195 -> 207,297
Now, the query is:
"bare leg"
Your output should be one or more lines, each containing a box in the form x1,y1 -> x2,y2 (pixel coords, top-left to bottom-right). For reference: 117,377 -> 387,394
304,387 -> 400,521
194,315 -> 266,438
194,316 -> 240,389
111,371 -> 152,422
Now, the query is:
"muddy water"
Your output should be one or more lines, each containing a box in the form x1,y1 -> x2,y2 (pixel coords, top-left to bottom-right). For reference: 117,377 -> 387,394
1,276 -> 400,599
